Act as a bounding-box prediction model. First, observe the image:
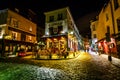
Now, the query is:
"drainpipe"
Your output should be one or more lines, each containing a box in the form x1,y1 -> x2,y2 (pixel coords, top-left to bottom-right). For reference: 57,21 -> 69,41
107,0 -> 116,61
109,0 -> 119,58
110,0 -> 115,35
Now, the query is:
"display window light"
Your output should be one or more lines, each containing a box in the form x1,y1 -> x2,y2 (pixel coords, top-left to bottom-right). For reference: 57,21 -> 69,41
46,32 -> 49,35
70,31 -> 73,34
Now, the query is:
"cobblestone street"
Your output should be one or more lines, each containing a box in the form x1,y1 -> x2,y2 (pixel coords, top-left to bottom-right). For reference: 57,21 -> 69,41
0,51 -> 120,80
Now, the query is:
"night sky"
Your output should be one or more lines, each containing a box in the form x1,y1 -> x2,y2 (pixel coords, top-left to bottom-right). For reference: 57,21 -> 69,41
0,0 -> 109,38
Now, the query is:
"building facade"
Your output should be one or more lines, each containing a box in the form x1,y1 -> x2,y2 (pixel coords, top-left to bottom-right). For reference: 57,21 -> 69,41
90,0 -> 120,58
90,20 -> 98,51
0,9 -> 37,57
42,7 -> 83,58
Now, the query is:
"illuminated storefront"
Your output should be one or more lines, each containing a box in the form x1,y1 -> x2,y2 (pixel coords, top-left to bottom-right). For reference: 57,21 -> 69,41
43,34 -> 79,54
96,37 -> 117,57
43,7 -> 83,57
0,9 -> 36,57
45,36 -> 67,53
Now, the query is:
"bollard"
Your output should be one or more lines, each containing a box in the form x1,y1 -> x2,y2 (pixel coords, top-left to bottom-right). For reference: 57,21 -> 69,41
108,55 -> 112,61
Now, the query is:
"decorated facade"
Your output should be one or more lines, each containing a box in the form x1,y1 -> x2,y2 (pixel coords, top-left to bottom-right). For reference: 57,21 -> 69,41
42,7 -> 83,56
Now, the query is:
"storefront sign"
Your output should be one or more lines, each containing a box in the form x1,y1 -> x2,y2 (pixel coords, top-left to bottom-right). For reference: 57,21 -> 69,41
49,21 -> 63,26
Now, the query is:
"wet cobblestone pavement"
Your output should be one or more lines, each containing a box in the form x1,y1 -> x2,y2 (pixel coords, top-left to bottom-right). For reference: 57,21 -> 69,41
0,52 -> 120,80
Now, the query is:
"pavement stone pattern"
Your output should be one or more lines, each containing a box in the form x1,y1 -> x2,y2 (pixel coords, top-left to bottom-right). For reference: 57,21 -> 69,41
0,51 -> 120,80
0,63 -> 70,80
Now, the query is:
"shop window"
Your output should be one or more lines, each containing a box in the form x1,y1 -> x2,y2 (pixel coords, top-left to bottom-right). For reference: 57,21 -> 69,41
54,41 -> 59,48
49,42 -> 52,48
28,46 -> 32,51
60,40 -> 64,50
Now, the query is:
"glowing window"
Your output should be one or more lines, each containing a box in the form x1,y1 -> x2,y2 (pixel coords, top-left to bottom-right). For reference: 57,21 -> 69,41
12,32 -> 17,40
29,36 -> 32,41
29,26 -> 32,32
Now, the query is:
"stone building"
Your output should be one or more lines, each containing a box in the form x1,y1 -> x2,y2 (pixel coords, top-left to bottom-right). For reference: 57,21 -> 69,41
90,0 -> 120,58
42,7 -> 83,57
0,9 -> 37,57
